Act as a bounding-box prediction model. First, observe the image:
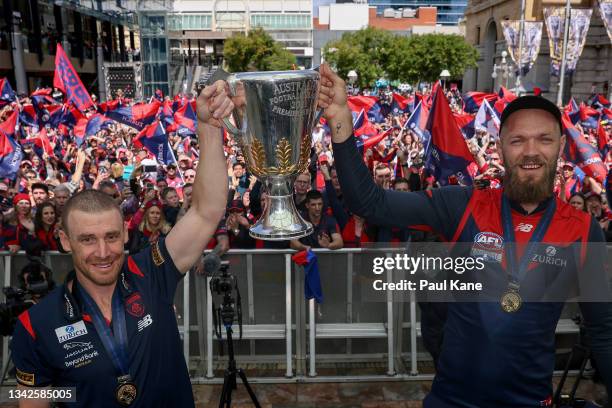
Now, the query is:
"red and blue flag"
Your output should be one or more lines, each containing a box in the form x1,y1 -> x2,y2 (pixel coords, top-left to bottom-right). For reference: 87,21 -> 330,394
425,86 -> 474,186
462,91 -> 497,114
104,100 -> 160,130
53,44 -> 94,112
73,113 -> 114,146
588,93 -> 610,110
0,110 -> 23,178
562,112 -> 607,183
172,101 -> 197,137
569,103 -> 600,130
391,93 -> 413,115
403,101 -> 431,148
0,78 -> 16,106
133,121 -> 173,165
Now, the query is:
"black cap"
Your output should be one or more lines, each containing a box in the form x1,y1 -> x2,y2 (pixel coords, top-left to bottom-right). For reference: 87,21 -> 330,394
499,95 -> 562,136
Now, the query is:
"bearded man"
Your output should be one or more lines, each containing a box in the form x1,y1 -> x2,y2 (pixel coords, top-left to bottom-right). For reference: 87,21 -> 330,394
318,61 -> 612,408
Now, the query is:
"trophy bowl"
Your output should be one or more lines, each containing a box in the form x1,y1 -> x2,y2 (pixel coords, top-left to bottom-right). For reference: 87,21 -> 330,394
221,70 -> 321,240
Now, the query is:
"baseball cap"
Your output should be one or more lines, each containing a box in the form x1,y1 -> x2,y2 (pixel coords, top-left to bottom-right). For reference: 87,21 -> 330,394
228,199 -> 244,212
499,95 -> 562,136
562,162 -> 575,169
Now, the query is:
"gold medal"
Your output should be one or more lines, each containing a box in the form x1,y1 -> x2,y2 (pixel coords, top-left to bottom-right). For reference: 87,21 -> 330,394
500,289 -> 522,313
115,381 -> 137,406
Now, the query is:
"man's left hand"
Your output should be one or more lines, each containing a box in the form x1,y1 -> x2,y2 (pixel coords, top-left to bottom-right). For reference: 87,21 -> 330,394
197,80 -> 236,129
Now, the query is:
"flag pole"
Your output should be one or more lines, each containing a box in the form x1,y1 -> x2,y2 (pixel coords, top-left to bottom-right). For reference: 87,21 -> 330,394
167,142 -> 185,185
556,0 -> 572,107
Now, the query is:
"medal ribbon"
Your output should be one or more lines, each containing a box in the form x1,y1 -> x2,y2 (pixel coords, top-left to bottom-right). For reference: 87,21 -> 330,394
501,194 -> 556,287
74,278 -> 130,377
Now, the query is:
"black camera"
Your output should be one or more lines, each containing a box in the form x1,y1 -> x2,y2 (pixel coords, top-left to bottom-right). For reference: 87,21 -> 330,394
0,257 -> 54,336
209,262 -> 243,340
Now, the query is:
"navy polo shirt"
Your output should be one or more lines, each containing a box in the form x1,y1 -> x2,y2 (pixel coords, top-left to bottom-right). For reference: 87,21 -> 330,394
10,238 -> 194,407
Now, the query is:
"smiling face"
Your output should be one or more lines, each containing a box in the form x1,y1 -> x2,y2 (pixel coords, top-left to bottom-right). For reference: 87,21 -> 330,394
499,109 -> 565,204
59,209 -> 128,287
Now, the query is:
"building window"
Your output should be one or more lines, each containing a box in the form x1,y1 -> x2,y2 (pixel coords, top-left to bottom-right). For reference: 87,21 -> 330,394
250,13 -> 310,30
475,26 -> 480,45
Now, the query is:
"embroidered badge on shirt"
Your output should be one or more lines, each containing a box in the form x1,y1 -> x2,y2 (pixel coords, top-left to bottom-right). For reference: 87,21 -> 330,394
151,241 -> 165,266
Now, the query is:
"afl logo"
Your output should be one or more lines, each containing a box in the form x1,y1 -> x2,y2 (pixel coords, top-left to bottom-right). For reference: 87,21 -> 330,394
126,293 -> 145,318
474,232 -> 504,250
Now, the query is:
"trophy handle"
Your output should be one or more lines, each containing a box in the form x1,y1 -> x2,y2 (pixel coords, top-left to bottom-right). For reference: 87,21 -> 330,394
220,74 -> 242,136
311,65 -> 325,129
221,117 -> 240,136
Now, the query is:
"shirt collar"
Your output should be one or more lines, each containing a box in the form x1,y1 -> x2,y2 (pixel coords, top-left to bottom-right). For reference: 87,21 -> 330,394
506,194 -> 554,216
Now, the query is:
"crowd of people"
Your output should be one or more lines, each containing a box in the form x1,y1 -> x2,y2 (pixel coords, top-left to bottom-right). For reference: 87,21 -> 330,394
0,81 -> 611,261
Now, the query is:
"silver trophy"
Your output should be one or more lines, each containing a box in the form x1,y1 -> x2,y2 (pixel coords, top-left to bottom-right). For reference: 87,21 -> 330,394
218,70 -> 321,240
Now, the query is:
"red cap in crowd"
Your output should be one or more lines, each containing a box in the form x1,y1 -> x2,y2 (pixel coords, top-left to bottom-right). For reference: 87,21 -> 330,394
144,199 -> 163,211
13,194 -> 30,206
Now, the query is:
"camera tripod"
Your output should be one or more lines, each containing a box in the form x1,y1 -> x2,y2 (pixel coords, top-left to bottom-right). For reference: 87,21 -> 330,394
210,263 -> 261,408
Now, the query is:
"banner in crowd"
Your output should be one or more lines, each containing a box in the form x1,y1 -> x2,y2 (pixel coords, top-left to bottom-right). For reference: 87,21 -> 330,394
598,1 -> 612,43
53,44 -> 94,112
562,112 -> 606,183
544,7 -> 592,76
501,21 -> 543,76
0,78 -> 16,107
0,110 -> 23,178
425,86 -> 474,186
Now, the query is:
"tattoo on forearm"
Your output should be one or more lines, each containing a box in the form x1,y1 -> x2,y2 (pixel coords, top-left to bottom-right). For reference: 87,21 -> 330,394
335,123 -> 342,136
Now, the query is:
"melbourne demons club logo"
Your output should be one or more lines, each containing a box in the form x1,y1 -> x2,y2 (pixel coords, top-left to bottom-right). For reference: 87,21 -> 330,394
125,293 -> 146,318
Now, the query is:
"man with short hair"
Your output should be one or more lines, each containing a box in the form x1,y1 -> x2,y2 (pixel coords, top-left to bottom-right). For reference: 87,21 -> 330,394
294,172 -> 311,212
10,80 -> 231,407
53,184 -> 71,216
97,180 -> 121,205
30,183 -> 49,206
230,162 -> 249,196
290,190 -> 343,251
318,63 -> 612,406
160,187 -> 180,226
393,177 -> 410,192
373,164 -> 392,190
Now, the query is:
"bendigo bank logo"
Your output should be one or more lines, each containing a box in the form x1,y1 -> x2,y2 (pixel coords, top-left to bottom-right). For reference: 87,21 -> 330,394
126,293 -> 146,318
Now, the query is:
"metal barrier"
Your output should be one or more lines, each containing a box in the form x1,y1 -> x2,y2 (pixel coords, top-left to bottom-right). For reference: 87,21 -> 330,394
0,249 -> 584,384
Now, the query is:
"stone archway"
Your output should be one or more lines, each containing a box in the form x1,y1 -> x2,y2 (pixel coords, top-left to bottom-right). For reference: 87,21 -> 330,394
480,19 -> 497,92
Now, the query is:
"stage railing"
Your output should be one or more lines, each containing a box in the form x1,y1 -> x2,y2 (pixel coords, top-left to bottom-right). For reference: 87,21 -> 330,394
0,249 -> 583,384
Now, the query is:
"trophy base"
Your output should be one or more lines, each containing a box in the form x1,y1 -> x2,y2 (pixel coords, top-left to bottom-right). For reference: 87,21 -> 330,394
249,223 -> 314,241
248,192 -> 313,241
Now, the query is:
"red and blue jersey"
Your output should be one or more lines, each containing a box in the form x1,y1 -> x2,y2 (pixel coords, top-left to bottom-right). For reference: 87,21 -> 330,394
333,136 -> 612,407
10,238 -> 194,407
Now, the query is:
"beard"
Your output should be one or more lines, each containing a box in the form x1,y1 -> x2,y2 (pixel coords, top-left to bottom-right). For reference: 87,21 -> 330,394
503,155 -> 557,204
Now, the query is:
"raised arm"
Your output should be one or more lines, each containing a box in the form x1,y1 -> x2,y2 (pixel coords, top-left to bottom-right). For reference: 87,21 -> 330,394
165,81 -> 231,273
318,64 -> 471,239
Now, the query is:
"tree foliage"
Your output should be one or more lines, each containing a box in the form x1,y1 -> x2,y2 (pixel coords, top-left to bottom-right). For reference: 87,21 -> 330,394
323,28 -> 479,87
224,27 -> 297,72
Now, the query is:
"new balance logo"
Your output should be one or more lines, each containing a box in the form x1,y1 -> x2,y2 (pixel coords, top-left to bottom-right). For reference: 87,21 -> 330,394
515,223 -> 533,232
137,314 -> 153,332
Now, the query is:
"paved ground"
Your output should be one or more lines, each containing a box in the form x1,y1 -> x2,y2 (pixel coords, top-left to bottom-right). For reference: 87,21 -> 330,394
0,377 -> 605,407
